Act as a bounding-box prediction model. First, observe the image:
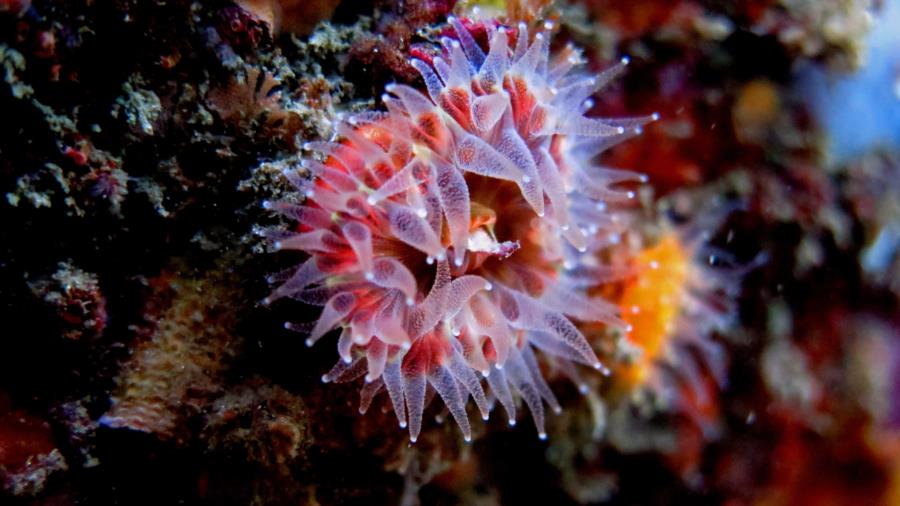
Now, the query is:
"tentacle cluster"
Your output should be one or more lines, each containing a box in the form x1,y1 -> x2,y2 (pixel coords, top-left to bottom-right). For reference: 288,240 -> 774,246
265,17 -> 656,442
615,205 -> 764,426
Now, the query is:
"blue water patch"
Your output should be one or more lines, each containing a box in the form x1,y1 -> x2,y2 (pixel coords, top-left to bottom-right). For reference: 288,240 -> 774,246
804,0 -> 900,163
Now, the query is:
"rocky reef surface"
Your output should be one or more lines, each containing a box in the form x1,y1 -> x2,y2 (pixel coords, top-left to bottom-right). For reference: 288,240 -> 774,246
1,1 -> 898,505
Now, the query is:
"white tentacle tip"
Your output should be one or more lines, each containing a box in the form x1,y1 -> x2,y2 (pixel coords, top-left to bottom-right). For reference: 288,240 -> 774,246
538,432 -> 548,440
508,419 -> 517,427
621,56 -> 631,65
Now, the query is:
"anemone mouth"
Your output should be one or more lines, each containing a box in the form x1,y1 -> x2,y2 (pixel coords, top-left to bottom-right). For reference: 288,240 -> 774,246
466,175 -> 535,243
377,174 -> 543,297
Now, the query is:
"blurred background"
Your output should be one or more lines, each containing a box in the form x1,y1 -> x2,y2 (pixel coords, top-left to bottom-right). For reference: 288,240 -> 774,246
1,0 -> 899,504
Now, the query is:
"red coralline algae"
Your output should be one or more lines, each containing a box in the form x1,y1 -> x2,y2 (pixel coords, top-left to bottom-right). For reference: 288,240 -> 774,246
217,6 -> 272,51
0,409 -> 67,496
27,262 -> 107,342
0,0 -> 30,17
232,0 -> 343,36
266,17 -> 655,442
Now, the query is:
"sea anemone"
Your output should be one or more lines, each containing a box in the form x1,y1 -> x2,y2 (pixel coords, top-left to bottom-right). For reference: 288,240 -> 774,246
613,203 -> 761,431
264,17 -> 655,442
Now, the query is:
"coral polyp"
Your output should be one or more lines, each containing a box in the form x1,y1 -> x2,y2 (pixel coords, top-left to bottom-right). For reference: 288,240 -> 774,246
617,234 -> 694,390
614,207 -> 758,425
265,17 -> 654,442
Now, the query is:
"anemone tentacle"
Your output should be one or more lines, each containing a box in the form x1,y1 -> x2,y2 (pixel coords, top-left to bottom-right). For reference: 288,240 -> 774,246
268,18 -> 654,440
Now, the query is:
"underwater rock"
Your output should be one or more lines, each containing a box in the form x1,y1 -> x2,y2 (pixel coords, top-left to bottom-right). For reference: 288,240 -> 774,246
101,267 -> 242,442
